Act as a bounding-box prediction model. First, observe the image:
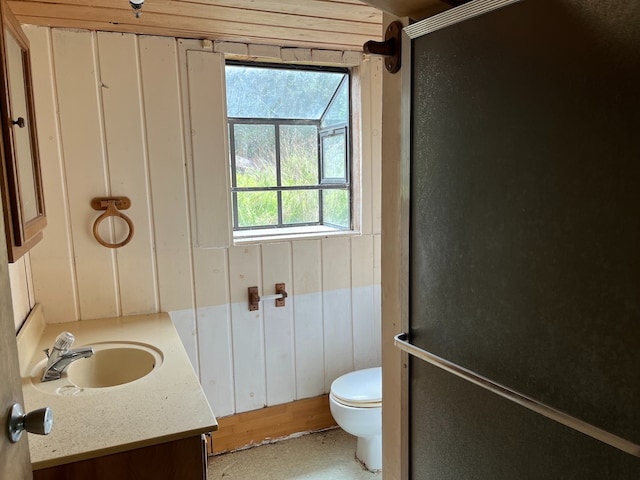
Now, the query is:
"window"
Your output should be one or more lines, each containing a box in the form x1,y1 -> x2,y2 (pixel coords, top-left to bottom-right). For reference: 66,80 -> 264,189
225,62 -> 351,238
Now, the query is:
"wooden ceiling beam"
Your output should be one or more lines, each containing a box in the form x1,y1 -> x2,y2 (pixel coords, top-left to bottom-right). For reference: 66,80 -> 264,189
174,0 -> 382,23
9,0 -> 382,50
357,0 -> 453,20
10,3 -> 379,50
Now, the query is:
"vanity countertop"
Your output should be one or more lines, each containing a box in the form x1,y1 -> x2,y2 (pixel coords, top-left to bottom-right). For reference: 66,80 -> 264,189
18,305 -> 218,470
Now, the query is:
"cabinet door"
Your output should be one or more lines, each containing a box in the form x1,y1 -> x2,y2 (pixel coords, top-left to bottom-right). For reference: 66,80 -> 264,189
0,1 -> 46,262
33,435 -> 207,480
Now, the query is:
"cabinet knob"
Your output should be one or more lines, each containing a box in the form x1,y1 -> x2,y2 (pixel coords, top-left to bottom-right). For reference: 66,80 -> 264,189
7,403 -> 53,443
12,117 -> 25,128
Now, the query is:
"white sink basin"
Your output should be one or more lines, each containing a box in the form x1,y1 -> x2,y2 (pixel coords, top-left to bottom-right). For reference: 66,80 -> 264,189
29,342 -> 163,395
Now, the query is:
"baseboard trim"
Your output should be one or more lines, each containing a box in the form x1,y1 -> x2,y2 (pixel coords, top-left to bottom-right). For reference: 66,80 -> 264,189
211,395 -> 337,454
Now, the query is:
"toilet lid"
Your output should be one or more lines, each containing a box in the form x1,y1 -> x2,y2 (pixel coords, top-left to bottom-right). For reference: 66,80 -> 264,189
330,367 -> 381,408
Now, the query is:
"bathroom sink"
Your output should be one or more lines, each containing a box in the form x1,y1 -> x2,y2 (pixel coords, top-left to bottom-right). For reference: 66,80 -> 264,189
28,342 -> 163,394
67,344 -> 160,388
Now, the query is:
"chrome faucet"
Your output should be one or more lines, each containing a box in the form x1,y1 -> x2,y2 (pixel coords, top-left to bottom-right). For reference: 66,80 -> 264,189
41,332 -> 94,382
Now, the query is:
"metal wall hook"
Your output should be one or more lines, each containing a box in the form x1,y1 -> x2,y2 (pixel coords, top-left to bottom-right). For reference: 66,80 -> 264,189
363,21 -> 403,73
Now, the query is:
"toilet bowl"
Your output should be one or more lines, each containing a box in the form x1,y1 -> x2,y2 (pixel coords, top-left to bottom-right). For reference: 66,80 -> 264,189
329,367 -> 382,471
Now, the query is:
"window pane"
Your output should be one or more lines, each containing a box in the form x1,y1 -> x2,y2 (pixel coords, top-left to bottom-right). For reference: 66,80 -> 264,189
282,190 -> 319,224
280,125 -> 318,186
236,191 -> 278,228
321,132 -> 346,181
234,124 -> 276,187
226,65 -> 345,119
321,78 -> 349,128
322,189 -> 349,228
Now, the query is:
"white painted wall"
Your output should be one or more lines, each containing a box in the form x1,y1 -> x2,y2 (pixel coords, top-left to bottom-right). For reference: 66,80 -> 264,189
20,26 -> 382,418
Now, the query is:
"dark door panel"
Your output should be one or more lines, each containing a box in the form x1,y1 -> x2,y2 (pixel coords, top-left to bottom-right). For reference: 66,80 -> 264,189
411,359 -> 639,479
408,0 -> 640,477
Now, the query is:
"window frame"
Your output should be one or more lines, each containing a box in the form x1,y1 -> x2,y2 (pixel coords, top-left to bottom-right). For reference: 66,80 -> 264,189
226,61 -> 353,234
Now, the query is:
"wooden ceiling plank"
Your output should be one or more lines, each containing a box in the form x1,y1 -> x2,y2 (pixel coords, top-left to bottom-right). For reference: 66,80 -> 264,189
176,0 -> 382,23
10,0 -> 382,38
17,15 -> 364,51
10,3 -> 375,50
11,0 -> 382,25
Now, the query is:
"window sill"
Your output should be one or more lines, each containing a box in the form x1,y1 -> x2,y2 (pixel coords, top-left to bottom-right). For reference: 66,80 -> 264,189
233,225 -> 360,244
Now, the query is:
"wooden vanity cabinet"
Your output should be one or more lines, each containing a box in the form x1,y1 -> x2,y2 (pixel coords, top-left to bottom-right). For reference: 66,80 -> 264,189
0,0 -> 46,262
33,434 -> 208,480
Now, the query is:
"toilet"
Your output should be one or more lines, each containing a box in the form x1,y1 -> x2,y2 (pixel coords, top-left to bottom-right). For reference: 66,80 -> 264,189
329,367 -> 382,471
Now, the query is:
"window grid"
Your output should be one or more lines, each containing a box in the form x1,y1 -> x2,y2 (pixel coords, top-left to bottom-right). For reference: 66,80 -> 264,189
229,117 -> 350,231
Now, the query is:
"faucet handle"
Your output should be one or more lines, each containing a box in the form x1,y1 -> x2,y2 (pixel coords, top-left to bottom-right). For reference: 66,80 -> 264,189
53,332 -> 75,351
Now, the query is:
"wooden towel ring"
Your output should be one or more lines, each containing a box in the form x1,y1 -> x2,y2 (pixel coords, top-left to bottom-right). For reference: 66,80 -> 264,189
91,197 -> 134,248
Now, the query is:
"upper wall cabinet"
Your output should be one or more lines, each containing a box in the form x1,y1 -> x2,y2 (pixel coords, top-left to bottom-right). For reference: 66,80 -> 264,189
0,0 -> 46,262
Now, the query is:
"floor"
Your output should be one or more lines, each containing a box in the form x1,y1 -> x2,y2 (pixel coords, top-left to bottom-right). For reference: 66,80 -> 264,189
207,428 -> 382,480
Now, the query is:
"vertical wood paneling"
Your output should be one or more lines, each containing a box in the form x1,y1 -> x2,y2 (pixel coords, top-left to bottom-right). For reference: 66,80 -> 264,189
138,35 -> 198,366
374,233 -> 382,366
194,248 -> 235,417
353,56 -> 382,236
352,284 -> 379,369
228,245 -> 266,412
374,234 -> 381,285
168,308 -> 199,372
8,258 -> 30,328
261,242 -> 295,405
24,254 -> 34,309
185,49 -> 231,248
370,57 -> 383,235
138,35 -> 194,314
357,59 -> 373,235
24,25 -> 78,323
96,32 -> 158,315
197,303 -> 235,417
25,26 -> 383,419
192,247 -> 230,309
351,235 -> 378,369
321,237 -> 353,390
52,29 -> 119,319
292,240 -> 325,399
351,236 -> 374,288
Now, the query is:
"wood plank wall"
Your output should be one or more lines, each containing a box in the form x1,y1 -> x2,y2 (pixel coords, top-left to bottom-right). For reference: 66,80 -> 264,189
8,254 -> 34,331
21,25 -> 382,418
8,0 -> 382,51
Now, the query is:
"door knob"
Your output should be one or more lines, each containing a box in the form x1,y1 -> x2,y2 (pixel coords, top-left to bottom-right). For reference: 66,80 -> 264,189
7,402 -> 53,443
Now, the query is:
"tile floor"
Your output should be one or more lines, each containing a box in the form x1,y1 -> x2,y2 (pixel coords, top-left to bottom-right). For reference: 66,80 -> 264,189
207,428 -> 382,480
